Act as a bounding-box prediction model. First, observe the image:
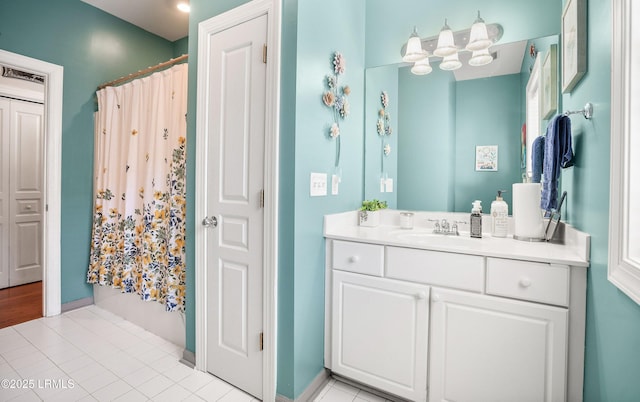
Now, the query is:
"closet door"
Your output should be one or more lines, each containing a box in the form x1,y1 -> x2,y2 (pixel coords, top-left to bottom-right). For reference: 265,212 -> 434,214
8,100 -> 44,287
0,98 -> 9,289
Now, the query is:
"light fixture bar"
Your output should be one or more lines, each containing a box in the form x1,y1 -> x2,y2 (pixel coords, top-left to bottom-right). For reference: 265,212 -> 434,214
400,23 -> 503,58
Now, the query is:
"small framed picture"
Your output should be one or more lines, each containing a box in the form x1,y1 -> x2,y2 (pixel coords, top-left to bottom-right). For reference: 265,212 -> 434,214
561,0 -> 587,93
541,45 -> 558,119
475,145 -> 498,171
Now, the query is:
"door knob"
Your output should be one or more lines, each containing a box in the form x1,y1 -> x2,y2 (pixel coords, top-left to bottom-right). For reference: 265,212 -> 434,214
202,216 -> 218,228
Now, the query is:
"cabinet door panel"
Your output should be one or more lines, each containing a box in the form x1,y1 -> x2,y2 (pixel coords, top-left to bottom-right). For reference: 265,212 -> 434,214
333,270 -> 429,402
430,288 -> 568,402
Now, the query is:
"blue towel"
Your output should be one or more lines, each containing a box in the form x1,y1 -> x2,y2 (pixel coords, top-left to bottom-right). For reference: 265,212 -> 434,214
531,136 -> 545,183
541,115 -> 574,211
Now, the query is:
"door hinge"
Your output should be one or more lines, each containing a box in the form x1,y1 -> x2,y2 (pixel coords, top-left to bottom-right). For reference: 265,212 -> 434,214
260,332 -> 264,351
263,44 -> 267,64
260,189 -> 265,208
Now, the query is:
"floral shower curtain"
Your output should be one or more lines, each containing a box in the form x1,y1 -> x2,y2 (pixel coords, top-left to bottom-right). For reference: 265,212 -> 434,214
87,63 -> 187,312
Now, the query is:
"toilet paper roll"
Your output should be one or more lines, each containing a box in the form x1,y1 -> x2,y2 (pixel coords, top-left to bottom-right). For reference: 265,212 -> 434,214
512,183 -> 545,241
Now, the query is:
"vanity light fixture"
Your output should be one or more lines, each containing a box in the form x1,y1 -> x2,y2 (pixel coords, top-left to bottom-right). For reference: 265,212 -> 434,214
411,53 -> 433,75
400,13 -> 502,76
466,11 -> 492,51
433,19 -> 458,58
177,1 -> 190,12
440,52 -> 462,71
469,48 -> 494,67
402,27 -> 428,63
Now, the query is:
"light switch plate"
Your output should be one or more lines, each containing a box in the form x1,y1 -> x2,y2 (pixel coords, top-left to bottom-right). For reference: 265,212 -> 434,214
310,172 -> 327,196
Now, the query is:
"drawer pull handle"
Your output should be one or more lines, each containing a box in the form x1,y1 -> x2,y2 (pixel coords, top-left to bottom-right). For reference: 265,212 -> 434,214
416,291 -> 427,300
432,294 -> 441,302
519,278 -> 532,288
348,256 -> 360,263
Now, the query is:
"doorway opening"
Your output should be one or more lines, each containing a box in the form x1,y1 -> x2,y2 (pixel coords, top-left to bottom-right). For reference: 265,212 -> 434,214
0,49 -> 63,321
0,72 -> 45,327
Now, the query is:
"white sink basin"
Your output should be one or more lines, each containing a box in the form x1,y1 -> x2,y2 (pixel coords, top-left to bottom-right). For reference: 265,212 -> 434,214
389,229 -> 481,246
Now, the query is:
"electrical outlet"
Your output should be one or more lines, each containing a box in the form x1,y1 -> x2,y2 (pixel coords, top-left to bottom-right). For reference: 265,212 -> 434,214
385,178 -> 393,192
332,175 -> 339,195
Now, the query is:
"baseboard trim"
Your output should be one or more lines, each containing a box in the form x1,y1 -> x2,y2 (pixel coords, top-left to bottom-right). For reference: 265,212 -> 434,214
276,369 -> 330,402
61,297 -> 94,313
180,349 -> 196,368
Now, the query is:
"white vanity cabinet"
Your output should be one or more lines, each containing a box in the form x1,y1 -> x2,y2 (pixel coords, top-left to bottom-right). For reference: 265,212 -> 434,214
429,287 -> 568,402
324,232 -> 587,402
332,270 -> 429,401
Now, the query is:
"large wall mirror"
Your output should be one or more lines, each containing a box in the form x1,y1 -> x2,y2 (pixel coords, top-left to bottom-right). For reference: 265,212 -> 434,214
609,0 -> 640,304
363,0 -> 562,213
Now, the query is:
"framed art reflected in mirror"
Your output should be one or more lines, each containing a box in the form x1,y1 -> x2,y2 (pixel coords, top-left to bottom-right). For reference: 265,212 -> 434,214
541,44 -> 558,119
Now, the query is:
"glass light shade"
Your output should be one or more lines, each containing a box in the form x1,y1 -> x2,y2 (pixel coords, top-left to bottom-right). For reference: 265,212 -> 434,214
466,11 -> 492,51
433,20 -> 457,57
177,2 -> 190,12
403,28 -> 427,63
440,52 -> 462,71
469,48 -> 493,66
411,54 -> 432,75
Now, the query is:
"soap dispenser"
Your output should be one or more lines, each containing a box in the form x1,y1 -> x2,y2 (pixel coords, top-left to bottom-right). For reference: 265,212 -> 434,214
470,200 -> 483,238
491,190 -> 509,238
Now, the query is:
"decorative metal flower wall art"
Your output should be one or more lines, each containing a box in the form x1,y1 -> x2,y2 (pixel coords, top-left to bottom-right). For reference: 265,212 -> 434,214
378,91 -> 392,157
322,51 -> 351,175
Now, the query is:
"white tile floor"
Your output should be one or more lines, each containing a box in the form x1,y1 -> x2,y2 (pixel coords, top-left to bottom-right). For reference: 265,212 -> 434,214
313,379 -> 395,402
0,305 -> 392,402
0,305 -> 259,402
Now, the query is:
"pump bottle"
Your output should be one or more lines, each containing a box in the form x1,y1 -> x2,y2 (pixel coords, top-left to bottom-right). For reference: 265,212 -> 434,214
470,200 -> 483,238
491,190 -> 509,237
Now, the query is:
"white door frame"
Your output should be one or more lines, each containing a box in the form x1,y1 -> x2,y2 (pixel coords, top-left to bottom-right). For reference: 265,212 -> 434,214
0,49 -> 63,317
194,0 -> 280,400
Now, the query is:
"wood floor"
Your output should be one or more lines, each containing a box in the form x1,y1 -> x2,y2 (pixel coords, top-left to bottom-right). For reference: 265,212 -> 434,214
0,281 -> 42,329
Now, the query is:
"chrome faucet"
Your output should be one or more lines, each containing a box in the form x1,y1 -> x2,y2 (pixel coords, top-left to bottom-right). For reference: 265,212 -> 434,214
429,218 -> 466,236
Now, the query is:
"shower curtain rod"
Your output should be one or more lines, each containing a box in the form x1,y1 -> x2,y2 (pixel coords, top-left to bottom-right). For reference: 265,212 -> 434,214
97,54 -> 188,90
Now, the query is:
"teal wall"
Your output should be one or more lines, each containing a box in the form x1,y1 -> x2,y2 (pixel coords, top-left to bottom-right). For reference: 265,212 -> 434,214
278,0 -> 298,396
397,66 -> 456,211
288,0 -> 366,397
0,0 -> 175,304
560,1 -> 640,400
454,75 -> 522,211
173,37 -> 189,57
364,65 -> 398,207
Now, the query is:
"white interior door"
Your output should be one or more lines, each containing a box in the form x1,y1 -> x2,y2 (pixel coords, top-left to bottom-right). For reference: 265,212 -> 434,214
10,100 -> 44,287
204,13 -> 267,399
0,97 -> 44,289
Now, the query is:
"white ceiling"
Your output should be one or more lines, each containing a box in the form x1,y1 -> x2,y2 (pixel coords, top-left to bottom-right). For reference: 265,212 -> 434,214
81,0 -> 189,42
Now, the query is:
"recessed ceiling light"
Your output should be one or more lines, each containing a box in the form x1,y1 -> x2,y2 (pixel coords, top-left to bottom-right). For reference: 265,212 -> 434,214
177,2 -> 190,12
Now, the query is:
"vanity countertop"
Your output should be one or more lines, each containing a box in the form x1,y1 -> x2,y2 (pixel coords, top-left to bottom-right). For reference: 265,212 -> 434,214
324,210 -> 590,267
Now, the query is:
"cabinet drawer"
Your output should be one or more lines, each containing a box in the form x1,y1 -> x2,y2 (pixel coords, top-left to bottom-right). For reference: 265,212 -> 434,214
386,247 -> 485,292
486,258 -> 569,306
332,240 -> 384,276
